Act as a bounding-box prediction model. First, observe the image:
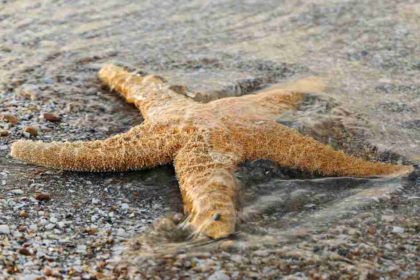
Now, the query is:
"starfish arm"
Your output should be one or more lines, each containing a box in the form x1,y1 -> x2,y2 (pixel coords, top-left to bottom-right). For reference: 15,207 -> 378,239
243,123 -> 413,177
98,64 -> 194,119
232,76 -> 326,112
10,123 -> 179,172
174,139 -> 240,239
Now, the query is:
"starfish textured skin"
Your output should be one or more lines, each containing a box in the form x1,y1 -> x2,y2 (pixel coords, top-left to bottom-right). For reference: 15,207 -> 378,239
11,64 -> 413,239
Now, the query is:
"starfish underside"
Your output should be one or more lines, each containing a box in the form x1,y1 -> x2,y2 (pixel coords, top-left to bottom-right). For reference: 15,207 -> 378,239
11,64 -> 413,238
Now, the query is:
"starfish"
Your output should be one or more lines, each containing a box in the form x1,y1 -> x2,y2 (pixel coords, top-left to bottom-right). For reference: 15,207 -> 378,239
11,64 -> 413,239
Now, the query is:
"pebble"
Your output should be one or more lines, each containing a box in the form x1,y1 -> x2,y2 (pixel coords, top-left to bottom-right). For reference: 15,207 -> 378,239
253,250 -> 270,257
35,192 -> 51,201
29,224 -> 38,231
43,267 -> 53,277
23,126 -> 39,137
0,129 -> 10,136
392,226 -> 404,234
76,245 -> 87,254
0,224 -> 10,234
0,113 -> 19,125
294,227 -> 310,237
208,271 -> 230,280
84,227 -> 97,235
384,243 -> 393,250
22,274 -> 42,280
42,112 -> 61,122
45,223 -> 56,230
231,255 -> 242,263
17,225 -> 26,232
382,215 -> 395,222
19,210 -> 29,218
121,203 -> 129,210
116,228 -> 126,236
91,214 -> 99,222
368,224 -> 377,235
18,247 -> 32,256
11,189 -> 24,195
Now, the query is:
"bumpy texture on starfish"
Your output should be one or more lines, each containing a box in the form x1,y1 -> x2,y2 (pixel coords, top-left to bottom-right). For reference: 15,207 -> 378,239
11,64 -> 413,238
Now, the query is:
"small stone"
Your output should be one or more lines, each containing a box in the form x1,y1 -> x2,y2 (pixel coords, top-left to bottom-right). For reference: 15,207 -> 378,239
45,223 -> 55,230
368,224 -> 377,235
11,189 -> 24,195
294,227 -> 310,237
392,226 -> 404,234
92,198 -> 100,204
35,192 -> 51,201
231,255 -> 242,263
116,228 -> 126,236
1,113 -> 19,125
121,203 -> 129,210
19,210 -> 29,218
384,243 -> 393,250
43,267 -> 53,277
18,225 -> 26,232
382,215 -> 395,222
18,247 -> 32,256
208,271 -> 230,280
76,245 -> 87,254
82,273 -> 94,280
304,203 -> 316,209
42,112 -> 61,122
0,225 -> 10,234
29,224 -> 38,231
253,250 -> 269,257
24,126 -> 39,137
84,227 -> 98,235
0,129 -> 9,136
22,274 -> 42,280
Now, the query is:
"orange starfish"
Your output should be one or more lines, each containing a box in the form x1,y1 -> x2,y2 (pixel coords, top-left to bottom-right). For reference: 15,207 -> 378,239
11,64 -> 413,239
